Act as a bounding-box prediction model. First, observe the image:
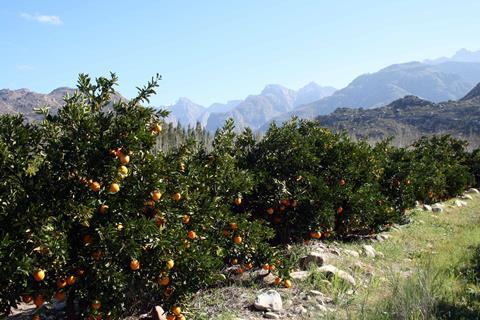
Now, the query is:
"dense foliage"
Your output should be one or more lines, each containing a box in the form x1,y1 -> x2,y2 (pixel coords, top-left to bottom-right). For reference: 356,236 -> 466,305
1,74 -> 478,319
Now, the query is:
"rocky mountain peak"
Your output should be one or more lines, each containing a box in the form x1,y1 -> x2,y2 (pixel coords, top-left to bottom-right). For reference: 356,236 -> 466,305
460,82 -> 480,101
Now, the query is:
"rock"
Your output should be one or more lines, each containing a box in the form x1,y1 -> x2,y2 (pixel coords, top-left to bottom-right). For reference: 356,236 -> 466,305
316,304 -> 328,312
254,290 -> 283,312
362,245 -> 376,258
318,265 -> 356,286
290,270 -> 310,280
454,199 -> 467,207
152,306 -> 167,320
309,290 -> 324,296
461,194 -> 473,200
466,188 -> 479,194
423,204 -> 432,211
293,305 -> 308,314
300,251 -> 325,269
344,249 -> 360,258
431,203 -> 444,212
264,312 -> 280,319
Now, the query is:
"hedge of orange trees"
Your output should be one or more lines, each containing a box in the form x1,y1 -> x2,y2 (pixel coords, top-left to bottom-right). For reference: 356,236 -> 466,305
0,74 -> 478,319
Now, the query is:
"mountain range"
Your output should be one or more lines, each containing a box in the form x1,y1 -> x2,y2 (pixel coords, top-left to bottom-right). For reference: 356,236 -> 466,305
315,82 -> 480,148
1,48 -> 480,133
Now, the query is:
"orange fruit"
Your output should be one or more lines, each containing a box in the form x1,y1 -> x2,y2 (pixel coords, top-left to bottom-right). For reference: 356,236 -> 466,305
151,190 -> 162,202
98,204 -> 108,215
33,270 -> 45,282
166,259 -> 174,269
22,295 -> 33,303
310,231 -> 322,239
55,291 -> 65,301
83,234 -> 93,245
118,165 -> 128,175
262,264 -> 270,271
34,295 -> 44,308
266,207 -> 274,215
337,206 -> 344,214
91,300 -> 101,310
166,315 -> 176,320
90,182 -> 101,192
427,191 -> 434,198
119,154 -> 130,165
173,193 -> 182,201
274,277 -> 281,286
109,183 -> 120,193
245,263 -> 253,270
187,230 -> 197,240
158,276 -> 170,286
182,215 -> 190,224
233,236 -> 242,244
66,275 -> 76,285
171,306 -> 181,316
177,315 -> 186,320
234,197 -> 242,206
56,278 -> 67,289
284,279 -> 292,288
229,222 -> 238,230
130,259 -> 140,271
152,123 -> 162,134
236,268 -> 244,274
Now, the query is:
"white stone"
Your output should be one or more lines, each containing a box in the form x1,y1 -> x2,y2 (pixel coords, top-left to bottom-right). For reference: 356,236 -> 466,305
423,204 -> 432,211
290,270 -> 310,280
431,203 -> 444,212
362,245 -> 377,258
318,265 -> 356,286
454,199 -> 467,207
151,306 -> 167,320
466,188 -> 479,194
294,305 -> 308,314
254,290 -> 283,312
344,249 -> 360,258
264,312 -> 280,319
461,194 -> 473,200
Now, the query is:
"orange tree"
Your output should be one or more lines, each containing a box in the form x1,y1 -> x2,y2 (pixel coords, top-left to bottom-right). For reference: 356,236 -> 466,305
238,119 -> 398,243
0,74 -> 277,319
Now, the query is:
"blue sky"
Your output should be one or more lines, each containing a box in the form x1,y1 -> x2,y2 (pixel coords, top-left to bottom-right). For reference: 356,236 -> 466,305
1,1 -> 479,107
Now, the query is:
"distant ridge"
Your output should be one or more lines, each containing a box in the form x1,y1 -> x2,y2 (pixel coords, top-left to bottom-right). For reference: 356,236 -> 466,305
460,83 -> 480,101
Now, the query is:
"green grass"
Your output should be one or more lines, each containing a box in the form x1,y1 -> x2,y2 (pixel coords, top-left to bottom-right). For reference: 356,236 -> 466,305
188,194 -> 480,319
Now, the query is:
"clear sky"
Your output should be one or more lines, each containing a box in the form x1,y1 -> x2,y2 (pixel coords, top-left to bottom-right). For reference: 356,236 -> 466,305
1,0 -> 479,107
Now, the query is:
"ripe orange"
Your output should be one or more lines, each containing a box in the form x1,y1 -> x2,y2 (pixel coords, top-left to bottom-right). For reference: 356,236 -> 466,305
274,277 -> 281,286
262,264 -> 270,271
173,192 -> 182,201
109,183 -> 120,193
166,259 -> 174,269
268,264 -> 276,271
236,267 -> 244,274
90,182 -> 101,192
56,278 -> 67,289
22,295 -> 33,303
34,295 -> 44,308
171,306 -> 182,316
427,191 -> 434,198
177,315 -> 186,320
152,123 -> 162,134
234,197 -> 242,206
151,190 -> 162,202
187,230 -> 197,240
337,206 -> 344,214
55,291 -> 65,301
229,222 -> 238,230
233,236 -> 242,244
66,275 -> 76,285
266,207 -> 274,215
284,279 -> 292,288
166,315 -> 176,320
310,231 -> 322,239
245,263 -> 253,270
91,300 -> 101,310
182,214 -> 190,224
159,276 -> 170,286
98,204 -> 108,215
33,270 -> 45,282
130,259 -> 140,271
119,154 -> 130,165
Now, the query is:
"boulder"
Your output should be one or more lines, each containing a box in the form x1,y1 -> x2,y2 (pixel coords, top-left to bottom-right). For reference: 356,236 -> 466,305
454,199 -> 467,207
423,204 -> 432,211
461,194 -> 473,200
264,312 -> 280,319
290,271 -> 310,280
431,203 -> 444,212
362,245 -> 377,258
466,188 -> 479,194
318,265 -> 356,286
300,251 -> 325,269
254,290 -> 283,312
151,306 -> 167,320
344,249 -> 360,258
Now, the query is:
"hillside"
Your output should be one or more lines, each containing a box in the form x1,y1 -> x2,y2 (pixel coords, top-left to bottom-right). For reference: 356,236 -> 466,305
314,83 -> 480,147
